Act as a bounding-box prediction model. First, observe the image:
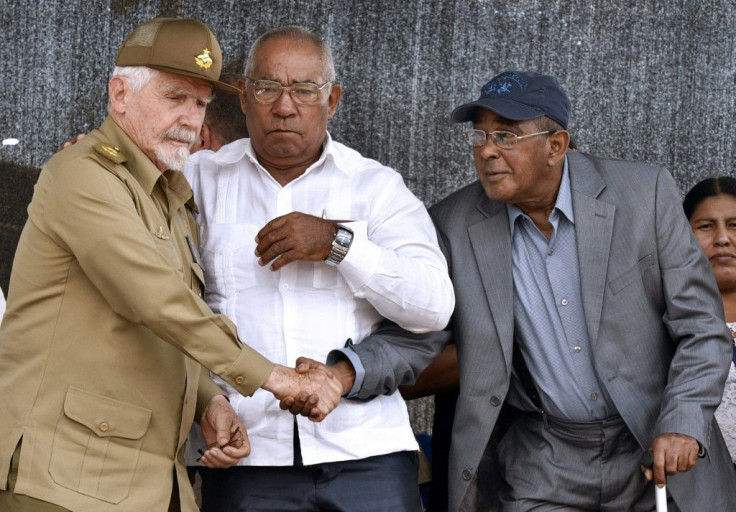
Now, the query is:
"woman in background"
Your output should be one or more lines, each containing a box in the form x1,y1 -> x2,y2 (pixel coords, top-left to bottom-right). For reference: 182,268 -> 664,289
684,176 -> 736,464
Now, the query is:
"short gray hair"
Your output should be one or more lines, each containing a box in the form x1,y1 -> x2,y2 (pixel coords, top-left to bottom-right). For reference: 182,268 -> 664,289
111,66 -> 158,92
245,26 -> 336,82
107,66 -> 158,112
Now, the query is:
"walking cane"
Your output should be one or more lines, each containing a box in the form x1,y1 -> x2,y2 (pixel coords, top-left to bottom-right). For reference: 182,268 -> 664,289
640,450 -> 668,512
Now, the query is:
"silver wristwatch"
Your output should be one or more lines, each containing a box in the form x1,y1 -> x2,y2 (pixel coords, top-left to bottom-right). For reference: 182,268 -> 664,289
325,225 -> 354,266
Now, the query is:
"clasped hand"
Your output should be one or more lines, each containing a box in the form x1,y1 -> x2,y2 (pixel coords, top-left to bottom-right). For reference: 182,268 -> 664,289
262,360 -> 348,422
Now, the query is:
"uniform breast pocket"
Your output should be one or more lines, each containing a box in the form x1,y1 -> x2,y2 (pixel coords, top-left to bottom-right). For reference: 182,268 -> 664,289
49,387 -> 151,504
200,223 -> 265,292
151,233 -> 182,271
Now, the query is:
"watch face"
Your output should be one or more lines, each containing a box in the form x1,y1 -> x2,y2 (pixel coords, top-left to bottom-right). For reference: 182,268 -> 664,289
335,227 -> 353,247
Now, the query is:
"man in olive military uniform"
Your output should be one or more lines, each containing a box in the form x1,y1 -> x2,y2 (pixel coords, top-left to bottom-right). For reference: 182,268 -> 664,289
0,18 -> 343,512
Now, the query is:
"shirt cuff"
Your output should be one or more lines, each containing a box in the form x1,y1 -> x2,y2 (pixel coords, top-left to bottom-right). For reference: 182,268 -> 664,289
337,221 -> 381,290
327,345 -> 366,398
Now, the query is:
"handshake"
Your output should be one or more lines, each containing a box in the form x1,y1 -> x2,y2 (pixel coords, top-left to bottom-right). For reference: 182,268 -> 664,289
198,357 -> 355,468
263,356 -> 356,422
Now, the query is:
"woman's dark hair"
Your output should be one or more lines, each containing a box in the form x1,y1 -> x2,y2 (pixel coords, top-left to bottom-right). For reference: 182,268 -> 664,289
683,176 -> 736,220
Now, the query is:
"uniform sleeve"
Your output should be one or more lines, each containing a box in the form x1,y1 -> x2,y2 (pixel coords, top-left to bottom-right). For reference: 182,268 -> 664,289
653,168 -> 731,448
34,156 -> 273,396
336,171 -> 455,333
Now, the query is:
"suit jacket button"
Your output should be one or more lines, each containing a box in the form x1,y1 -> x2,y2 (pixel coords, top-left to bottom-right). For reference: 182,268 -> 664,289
490,395 -> 501,406
462,469 -> 474,481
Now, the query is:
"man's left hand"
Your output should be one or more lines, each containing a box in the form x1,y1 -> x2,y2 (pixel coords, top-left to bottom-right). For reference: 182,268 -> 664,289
641,432 -> 700,486
254,212 -> 336,271
198,395 -> 250,468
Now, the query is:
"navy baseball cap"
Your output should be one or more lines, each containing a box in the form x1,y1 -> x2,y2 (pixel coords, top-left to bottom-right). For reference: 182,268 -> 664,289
451,71 -> 571,129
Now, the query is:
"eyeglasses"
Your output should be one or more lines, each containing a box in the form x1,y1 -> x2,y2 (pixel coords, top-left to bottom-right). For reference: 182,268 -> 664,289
246,78 -> 332,105
462,129 -> 557,149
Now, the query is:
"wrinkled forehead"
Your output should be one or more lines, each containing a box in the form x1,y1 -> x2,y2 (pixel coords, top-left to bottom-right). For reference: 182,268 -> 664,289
250,38 -> 327,82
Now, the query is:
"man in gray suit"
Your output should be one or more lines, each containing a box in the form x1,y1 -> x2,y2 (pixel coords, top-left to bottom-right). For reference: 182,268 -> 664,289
411,70 -> 736,511
350,70 -> 736,511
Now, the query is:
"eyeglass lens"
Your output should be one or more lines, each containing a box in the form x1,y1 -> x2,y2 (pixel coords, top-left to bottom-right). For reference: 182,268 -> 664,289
251,80 -> 328,104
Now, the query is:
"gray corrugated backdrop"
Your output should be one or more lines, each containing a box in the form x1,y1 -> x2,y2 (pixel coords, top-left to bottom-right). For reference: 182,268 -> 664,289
1,0 -> 734,431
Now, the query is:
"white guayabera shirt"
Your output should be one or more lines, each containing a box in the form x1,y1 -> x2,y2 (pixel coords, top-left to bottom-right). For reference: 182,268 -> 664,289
183,133 -> 454,466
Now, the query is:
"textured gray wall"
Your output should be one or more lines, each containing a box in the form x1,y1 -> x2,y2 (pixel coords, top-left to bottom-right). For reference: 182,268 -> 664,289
1,0 -> 735,431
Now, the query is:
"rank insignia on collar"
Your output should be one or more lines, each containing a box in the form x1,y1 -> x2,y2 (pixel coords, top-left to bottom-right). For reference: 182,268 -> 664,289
195,48 -> 213,69
153,226 -> 170,240
93,143 -> 126,164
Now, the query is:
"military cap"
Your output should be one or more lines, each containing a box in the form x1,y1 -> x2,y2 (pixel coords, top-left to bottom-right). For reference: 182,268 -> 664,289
116,18 -> 240,94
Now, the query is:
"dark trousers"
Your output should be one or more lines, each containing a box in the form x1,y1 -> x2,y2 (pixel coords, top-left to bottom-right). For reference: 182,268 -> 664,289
199,451 -> 422,512
495,411 -> 680,512
0,441 -> 70,512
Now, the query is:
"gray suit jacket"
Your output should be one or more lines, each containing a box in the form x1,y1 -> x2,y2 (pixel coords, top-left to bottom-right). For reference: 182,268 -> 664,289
359,151 -> 736,511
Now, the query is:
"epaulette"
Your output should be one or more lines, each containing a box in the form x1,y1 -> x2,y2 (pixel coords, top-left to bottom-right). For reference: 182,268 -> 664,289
93,143 -> 127,164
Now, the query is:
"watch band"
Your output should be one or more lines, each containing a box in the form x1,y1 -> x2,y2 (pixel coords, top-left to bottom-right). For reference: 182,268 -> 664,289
325,225 -> 354,266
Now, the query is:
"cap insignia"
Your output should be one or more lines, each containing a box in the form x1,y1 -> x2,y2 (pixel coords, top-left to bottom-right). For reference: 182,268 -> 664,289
93,143 -> 126,164
195,48 -> 213,69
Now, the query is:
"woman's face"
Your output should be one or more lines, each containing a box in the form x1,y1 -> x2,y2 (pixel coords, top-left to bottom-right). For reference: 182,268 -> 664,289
690,193 -> 736,292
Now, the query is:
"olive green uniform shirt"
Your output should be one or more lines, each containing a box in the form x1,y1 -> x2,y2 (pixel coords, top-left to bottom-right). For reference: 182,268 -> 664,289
0,117 -> 273,511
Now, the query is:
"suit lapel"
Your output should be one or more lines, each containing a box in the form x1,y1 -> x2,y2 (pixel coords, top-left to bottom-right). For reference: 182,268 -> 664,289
468,196 -> 514,373
569,152 -> 616,347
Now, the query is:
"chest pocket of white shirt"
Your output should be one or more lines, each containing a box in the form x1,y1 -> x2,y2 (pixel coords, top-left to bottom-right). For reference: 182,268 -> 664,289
200,224 -> 263,293
313,264 -> 339,289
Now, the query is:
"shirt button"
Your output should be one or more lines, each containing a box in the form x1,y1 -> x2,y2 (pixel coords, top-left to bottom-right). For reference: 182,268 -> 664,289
561,298 -> 569,306
462,469 -> 474,481
99,422 -> 109,432
548,249 -> 554,256
235,376 -> 245,385
590,393 -> 598,401
574,346 -> 582,353
490,396 -> 501,406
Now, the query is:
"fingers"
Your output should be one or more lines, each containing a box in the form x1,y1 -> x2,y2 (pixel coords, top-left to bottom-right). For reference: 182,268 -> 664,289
199,423 -> 251,468
253,213 -> 336,270
263,364 -> 343,421
647,433 -> 700,486
60,133 -> 86,150
199,396 -> 251,468
295,357 -> 323,373
652,446 -> 667,486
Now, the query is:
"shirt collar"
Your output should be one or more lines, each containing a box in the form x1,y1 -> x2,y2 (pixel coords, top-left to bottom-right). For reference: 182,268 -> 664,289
507,156 -> 573,235
99,117 -> 195,211
99,117 -> 164,196
208,131 -> 346,180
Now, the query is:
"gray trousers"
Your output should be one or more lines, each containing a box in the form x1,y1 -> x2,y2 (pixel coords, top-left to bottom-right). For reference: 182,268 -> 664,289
495,411 -> 680,512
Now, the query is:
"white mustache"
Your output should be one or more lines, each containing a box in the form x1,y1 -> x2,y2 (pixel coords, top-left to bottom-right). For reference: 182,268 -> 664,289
161,127 -> 197,145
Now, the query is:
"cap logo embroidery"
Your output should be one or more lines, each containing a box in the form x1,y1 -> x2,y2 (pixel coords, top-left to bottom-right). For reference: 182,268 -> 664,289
194,48 -> 213,69
482,72 -> 528,95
